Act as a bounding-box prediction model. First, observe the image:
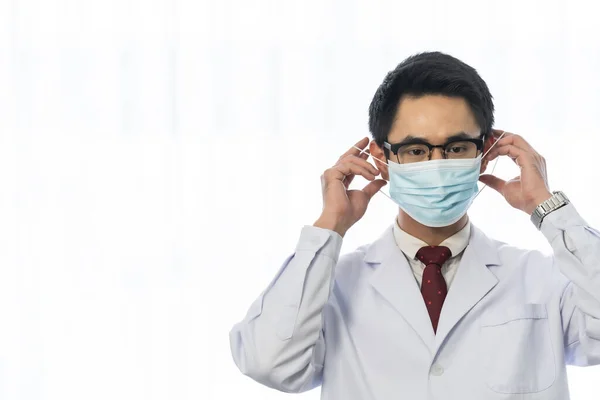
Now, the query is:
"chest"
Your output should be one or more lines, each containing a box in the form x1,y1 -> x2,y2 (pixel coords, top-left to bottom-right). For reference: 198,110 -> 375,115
323,272 -> 563,397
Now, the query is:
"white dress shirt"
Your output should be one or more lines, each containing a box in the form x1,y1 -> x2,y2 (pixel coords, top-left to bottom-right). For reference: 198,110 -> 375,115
393,220 -> 471,288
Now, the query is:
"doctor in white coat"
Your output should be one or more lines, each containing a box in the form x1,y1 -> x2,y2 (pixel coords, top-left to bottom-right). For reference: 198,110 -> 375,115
229,52 -> 600,399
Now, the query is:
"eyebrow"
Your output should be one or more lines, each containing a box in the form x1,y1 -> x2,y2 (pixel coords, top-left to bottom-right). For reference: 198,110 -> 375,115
393,132 -> 478,147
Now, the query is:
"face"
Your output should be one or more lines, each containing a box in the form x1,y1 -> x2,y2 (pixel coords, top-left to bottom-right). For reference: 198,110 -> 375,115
370,95 -> 493,180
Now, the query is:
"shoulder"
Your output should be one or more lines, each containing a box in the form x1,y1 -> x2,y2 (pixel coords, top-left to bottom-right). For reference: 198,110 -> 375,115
491,239 -> 554,267
496,239 -> 551,264
332,226 -> 397,287
472,224 -> 552,265
335,225 -> 396,271
335,243 -> 370,276
477,228 -> 565,286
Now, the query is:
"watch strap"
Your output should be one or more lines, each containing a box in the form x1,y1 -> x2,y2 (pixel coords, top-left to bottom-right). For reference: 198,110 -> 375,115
530,191 -> 570,230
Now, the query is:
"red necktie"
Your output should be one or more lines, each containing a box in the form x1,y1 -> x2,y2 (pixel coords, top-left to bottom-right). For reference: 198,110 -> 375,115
416,246 -> 452,333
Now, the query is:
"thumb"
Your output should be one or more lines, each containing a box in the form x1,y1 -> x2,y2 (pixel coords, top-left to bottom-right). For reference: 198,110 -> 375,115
479,174 -> 506,194
362,179 -> 387,199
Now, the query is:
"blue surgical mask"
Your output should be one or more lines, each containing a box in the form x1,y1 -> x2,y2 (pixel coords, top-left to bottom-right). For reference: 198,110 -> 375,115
355,131 -> 504,228
387,156 -> 481,227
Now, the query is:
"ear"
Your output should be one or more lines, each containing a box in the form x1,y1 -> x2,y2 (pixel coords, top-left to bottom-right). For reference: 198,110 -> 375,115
369,141 -> 389,180
480,134 -> 495,173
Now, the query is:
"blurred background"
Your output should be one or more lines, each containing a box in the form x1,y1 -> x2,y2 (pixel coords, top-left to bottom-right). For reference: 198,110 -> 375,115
0,0 -> 599,399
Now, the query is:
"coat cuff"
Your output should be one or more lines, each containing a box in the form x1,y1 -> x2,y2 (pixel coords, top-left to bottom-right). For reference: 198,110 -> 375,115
296,226 -> 343,260
540,203 -> 588,243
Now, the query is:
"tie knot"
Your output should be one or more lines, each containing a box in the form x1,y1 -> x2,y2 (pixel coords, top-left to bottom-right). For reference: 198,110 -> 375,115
416,246 -> 452,267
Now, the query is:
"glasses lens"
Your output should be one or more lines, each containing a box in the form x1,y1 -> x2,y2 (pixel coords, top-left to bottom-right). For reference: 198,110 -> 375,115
444,141 -> 478,159
397,144 -> 430,163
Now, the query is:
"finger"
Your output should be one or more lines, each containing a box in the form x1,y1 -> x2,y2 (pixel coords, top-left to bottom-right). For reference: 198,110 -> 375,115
342,174 -> 355,188
488,129 -> 505,147
340,137 -> 370,159
338,155 -> 380,176
351,147 -> 371,163
359,148 -> 370,160
362,179 -> 387,199
483,148 -> 501,162
326,162 -> 377,182
479,174 -> 506,194
345,147 -> 371,161
344,151 -> 381,188
342,150 -> 370,187
486,144 -> 535,167
339,162 -> 378,180
491,129 -> 507,140
350,145 -> 387,168
493,131 -> 535,153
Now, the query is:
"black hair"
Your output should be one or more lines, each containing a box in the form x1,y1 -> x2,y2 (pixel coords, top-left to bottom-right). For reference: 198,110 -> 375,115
368,51 -> 494,147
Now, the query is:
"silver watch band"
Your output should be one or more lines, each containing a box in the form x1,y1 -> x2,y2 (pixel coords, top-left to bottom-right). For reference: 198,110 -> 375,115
530,191 -> 569,229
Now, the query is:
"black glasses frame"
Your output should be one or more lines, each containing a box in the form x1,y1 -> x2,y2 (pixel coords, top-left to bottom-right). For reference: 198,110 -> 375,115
383,135 -> 485,161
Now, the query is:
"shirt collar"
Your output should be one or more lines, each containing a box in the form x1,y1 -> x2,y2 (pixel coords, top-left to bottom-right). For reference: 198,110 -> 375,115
392,219 -> 471,261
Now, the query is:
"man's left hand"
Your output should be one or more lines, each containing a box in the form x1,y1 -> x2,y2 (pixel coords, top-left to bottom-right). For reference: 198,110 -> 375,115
479,129 -> 552,215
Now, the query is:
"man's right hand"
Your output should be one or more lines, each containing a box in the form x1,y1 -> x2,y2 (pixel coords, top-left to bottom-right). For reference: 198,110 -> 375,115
313,137 -> 387,237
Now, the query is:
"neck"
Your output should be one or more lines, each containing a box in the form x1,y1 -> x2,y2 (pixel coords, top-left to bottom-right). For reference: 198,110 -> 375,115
397,211 -> 469,246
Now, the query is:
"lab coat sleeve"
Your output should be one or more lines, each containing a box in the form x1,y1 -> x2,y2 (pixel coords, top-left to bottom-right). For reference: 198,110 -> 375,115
541,203 -> 600,366
229,225 -> 343,392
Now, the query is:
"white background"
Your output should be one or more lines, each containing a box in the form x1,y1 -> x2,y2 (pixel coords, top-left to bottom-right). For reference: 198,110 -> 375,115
0,0 -> 599,399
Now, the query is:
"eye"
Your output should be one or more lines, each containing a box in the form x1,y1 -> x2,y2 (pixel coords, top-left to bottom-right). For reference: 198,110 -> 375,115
445,141 -> 475,154
398,144 -> 430,161
408,148 -> 426,156
447,145 -> 468,154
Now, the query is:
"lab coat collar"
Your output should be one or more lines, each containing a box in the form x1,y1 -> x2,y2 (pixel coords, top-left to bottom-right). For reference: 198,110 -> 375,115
365,223 -> 500,355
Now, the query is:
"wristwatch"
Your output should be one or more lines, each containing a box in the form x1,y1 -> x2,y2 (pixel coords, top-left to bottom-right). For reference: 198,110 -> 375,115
530,191 -> 570,230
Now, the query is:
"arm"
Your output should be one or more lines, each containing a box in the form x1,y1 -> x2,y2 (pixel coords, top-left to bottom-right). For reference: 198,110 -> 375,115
540,204 -> 600,366
229,226 -> 342,392
479,130 -> 600,365
229,137 -> 384,391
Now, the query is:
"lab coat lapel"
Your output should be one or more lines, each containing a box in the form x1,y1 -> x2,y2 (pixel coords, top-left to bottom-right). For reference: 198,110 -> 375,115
434,224 -> 500,351
367,227 -> 436,352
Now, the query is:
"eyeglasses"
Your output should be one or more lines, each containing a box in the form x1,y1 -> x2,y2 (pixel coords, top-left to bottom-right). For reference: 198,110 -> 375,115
384,136 -> 485,164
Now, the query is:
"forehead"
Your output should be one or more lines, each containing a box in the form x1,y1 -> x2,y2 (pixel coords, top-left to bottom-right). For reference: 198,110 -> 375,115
388,95 -> 480,143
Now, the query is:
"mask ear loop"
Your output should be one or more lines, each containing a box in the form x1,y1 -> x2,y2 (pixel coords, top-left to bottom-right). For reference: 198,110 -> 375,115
472,130 -> 506,200
352,146 -> 393,200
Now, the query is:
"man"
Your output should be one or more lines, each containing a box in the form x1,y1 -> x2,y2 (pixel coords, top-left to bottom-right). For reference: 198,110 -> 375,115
229,52 -> 600,399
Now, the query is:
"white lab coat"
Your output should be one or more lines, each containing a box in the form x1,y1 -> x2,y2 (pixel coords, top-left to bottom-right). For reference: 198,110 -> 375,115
229,204 -> 600,399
